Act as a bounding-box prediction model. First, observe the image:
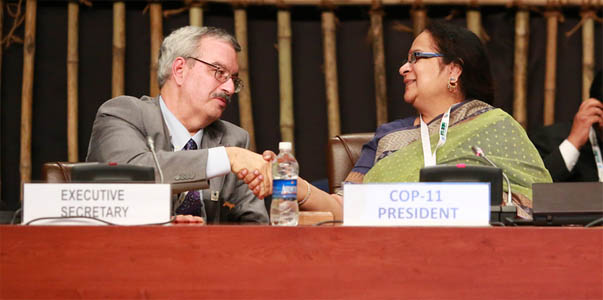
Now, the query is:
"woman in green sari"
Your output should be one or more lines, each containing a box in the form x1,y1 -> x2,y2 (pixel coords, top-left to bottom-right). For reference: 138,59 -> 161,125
241,21 -> 551,220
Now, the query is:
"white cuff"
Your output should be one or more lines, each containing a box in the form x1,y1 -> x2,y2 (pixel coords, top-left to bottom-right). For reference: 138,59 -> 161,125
559,139 -> 580,172
206,146 -> 231,178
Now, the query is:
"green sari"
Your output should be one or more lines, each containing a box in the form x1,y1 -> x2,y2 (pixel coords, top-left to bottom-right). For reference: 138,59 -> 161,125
363,100 -> 552,209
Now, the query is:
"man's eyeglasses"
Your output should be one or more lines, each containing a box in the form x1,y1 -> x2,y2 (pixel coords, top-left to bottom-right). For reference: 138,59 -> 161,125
187,57 -> 243,93
403,51 -> 444,65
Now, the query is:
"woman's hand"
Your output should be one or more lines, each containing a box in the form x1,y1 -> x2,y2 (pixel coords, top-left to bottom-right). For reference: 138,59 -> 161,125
237,150 -> 276,198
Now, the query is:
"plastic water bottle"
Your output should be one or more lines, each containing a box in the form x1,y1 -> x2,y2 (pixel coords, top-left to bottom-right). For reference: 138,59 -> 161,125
270,142 -> 300,226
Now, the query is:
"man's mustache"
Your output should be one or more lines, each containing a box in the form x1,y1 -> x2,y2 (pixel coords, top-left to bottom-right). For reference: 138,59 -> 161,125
211,92 -> 231,104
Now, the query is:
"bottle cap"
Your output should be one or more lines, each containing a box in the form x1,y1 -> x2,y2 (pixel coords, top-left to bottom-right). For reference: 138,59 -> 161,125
279,142 -> 292,151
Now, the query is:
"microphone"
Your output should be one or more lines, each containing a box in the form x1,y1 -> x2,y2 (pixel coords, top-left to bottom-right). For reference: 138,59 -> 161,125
471,146 -> 513,206
146,136 -> 164,184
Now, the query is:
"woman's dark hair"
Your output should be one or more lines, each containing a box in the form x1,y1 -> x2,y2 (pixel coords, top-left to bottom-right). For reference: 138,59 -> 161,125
425,21 -> 495,103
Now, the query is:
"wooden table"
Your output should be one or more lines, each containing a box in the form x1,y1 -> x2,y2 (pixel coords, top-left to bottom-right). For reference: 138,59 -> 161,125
1,226 -> 601,299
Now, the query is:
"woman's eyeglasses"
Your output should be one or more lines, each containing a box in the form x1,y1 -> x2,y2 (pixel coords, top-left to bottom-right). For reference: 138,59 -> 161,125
187,57 -> 244,93
403,51 -> 444,64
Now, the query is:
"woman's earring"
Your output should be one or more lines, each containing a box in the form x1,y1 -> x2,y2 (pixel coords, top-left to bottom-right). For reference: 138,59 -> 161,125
447,77 -> 458,92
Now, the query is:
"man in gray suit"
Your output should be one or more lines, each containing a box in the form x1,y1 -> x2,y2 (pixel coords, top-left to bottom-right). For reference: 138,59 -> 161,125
87,26 -> 270,224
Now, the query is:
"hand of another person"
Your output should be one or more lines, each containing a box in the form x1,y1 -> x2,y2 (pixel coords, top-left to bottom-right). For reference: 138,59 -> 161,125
226,147 -> 273,199
173,215 -> 205,225
567,98 -> 603,149
237,150 -> 276,198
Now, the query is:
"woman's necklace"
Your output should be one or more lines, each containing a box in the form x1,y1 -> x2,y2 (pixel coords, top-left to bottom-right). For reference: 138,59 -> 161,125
419,105 -> 453,167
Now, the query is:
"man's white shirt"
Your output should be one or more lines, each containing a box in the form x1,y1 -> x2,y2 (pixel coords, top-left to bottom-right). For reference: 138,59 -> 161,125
159,96 -> 230,179
559,139 -> 580,172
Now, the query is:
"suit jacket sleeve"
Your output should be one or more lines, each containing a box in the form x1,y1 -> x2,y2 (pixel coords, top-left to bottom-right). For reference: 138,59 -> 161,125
530,124 -> 572,182
86,96 -> 210,192
224,132 -> 269,223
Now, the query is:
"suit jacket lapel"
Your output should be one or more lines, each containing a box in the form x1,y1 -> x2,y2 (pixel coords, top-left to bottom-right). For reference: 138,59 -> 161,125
144,95 -> 173,152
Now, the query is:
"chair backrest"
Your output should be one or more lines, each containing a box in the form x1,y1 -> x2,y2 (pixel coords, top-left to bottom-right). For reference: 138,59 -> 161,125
326,133 -> 373,193
42,162 -> 100,183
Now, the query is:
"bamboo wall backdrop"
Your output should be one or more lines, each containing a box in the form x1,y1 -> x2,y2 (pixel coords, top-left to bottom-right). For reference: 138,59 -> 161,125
189,1 -> 202,26
322,9 -> 341,138
148,2 -> 162,97
18,0 -> 35,201
0,0 -> 601,209
112,1 -> 125,98
0,0 -> 3,202
234,5 -> 256,151
370,1 -> 388,126
513,9 -> 529,128
277,8 -> 295,146
67,1 -> 79,163
543,8 -> 559,126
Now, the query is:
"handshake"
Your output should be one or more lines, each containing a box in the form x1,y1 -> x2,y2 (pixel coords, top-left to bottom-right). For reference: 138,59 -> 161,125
225,147 -> 277,199
226,147 -> 344,221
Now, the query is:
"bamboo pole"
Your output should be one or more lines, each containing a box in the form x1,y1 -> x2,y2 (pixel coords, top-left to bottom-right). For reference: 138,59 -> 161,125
20,0 -> 37,195
190,1 -> 203,26
322,10 -> 341,138
112,2 -> 126,97
67,1 -> 79,162
370,4 -> 388,126
149,2 -> 163,97
234,7 -> 256,151
466,8 -> 481,41
0,0 -> 3,82
0,0 -> 3,199
277,9 -> 295,145
513,9 -> 529,128
543,10 -> 558,125
581,11 -> 594,102
194,0 -> 601,6
411,6 -> 427,37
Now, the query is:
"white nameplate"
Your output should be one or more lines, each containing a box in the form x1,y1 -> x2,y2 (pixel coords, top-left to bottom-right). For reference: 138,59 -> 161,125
23,183 -> 171,225
343,183 -> 490,226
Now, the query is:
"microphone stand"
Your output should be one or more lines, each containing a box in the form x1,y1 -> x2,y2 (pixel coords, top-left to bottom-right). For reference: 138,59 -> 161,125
471,146 -> 518,225
147,136 -> 180,217
146,136 -> 164,184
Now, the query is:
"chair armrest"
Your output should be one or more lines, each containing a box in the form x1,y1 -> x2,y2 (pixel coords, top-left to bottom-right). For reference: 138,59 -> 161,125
326,133 -> 373,193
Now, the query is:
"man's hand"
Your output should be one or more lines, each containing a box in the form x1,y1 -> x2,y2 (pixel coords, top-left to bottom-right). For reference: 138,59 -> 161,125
226,147 -> 273,199
173,215 -> 205,225
567,98 -> 603,149
237,150 -> 276,198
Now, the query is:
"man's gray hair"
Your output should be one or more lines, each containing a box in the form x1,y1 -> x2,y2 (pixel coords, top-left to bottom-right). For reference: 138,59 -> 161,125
157,26 -> 241,88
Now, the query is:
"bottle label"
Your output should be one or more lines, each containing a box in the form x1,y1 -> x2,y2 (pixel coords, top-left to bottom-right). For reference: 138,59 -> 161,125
273,179 -> 297,200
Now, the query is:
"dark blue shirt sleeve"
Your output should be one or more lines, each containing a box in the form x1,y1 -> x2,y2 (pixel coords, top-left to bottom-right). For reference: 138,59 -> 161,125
350,117 -> 416,175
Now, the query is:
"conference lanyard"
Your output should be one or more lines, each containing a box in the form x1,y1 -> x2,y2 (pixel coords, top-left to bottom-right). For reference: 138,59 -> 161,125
588,127 -> 603,182
420,106 -> 452,167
